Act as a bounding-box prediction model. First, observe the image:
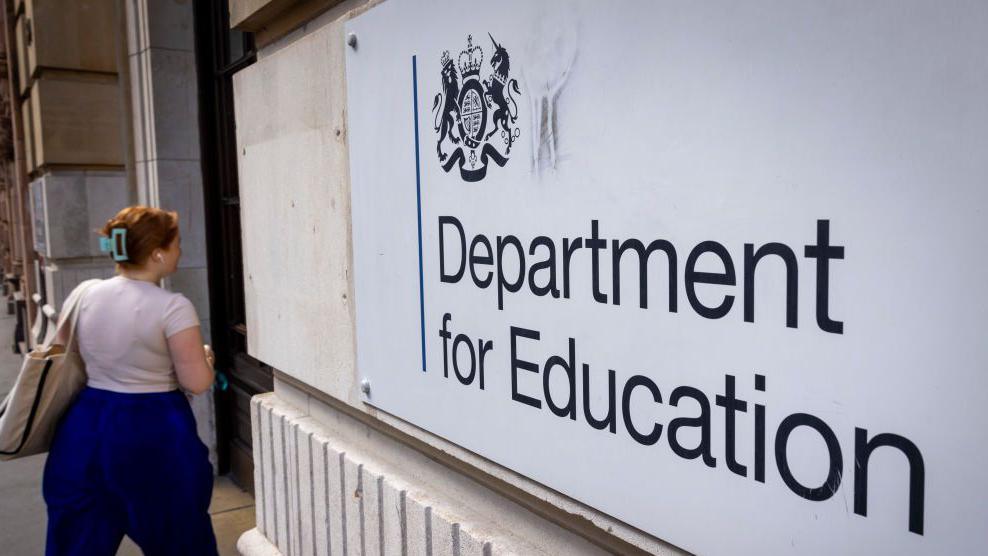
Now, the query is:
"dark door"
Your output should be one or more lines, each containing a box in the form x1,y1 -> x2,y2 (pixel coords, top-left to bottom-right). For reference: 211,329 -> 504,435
193,0 -> 272,493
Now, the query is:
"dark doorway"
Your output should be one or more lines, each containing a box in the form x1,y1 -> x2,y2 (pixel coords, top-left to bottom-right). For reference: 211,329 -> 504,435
193,0 -> 272,493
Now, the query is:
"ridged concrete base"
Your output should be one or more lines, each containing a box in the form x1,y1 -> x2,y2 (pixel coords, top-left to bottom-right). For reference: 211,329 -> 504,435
237,528 -> 282,556
247,390 -> 633,556
249,393 -> 497,555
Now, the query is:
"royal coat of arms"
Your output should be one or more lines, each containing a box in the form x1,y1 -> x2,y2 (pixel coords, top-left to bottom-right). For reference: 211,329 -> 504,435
433,34 -> 520,182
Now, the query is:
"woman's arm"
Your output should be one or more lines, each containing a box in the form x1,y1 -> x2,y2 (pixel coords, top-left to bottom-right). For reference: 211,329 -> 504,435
167,326 -> 215,395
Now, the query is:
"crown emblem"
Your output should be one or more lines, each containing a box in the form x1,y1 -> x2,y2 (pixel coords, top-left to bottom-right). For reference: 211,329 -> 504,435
440,50 -> 452,68
458,35 -> 484,78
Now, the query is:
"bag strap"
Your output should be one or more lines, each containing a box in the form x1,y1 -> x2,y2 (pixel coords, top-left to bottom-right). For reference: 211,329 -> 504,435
48,279 -> 101,352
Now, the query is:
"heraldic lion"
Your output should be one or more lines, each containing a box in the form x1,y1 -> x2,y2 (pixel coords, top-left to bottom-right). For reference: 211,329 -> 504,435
433,52 -> 461,162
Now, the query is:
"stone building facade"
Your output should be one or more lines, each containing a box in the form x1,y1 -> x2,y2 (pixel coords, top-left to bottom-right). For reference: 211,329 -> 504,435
228,1 -> 679,554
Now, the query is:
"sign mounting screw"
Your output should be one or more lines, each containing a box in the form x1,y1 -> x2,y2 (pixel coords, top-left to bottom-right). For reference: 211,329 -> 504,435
347,33 -> 358,49
360,379 -> 371,396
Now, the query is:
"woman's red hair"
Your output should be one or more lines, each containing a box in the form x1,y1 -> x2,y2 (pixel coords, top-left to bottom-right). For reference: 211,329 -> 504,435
100,206 -> 179,268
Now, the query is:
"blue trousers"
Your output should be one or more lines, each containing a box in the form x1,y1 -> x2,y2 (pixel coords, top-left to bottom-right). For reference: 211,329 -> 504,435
43,387 -> 218,556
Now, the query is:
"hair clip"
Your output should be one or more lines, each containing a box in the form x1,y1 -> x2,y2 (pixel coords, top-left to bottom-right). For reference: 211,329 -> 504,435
99,228 -> 129,262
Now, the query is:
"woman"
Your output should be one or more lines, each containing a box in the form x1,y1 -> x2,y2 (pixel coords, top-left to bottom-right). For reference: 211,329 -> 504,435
43,206 -> 218,555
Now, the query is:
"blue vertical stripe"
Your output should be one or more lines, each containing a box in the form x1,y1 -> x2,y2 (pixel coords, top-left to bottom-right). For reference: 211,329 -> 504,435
413,56 -> 427,373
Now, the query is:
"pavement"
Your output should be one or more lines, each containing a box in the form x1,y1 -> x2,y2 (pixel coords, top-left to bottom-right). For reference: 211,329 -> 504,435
0,310 -> 255,555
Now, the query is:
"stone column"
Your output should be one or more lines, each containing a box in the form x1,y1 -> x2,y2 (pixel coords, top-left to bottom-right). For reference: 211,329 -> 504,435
125,0 -> 217,469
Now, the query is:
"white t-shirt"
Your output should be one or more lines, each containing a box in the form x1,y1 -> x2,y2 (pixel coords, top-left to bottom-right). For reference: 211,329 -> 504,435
76,275 -> 201,393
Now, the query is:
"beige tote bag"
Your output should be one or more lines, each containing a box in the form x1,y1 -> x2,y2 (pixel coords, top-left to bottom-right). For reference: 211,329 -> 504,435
0,279 -> 100,460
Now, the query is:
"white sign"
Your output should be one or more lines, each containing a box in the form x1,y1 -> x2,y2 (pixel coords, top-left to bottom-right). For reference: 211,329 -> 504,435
345,1 -> 988,554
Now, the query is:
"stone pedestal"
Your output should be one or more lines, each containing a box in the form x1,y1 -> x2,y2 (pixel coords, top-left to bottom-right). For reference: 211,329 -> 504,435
29,170 -> 128,307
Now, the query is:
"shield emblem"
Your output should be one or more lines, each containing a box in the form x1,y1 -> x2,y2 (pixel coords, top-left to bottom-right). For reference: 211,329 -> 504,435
461,90 -> 483,136
457,79 -> 487,146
